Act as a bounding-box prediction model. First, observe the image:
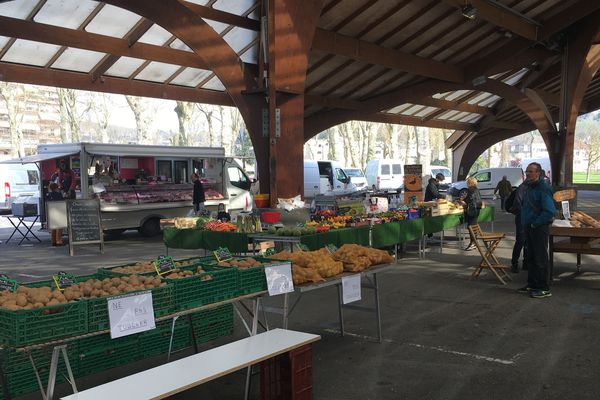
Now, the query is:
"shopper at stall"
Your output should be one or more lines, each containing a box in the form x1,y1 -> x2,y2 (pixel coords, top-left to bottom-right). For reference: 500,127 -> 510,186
518,162 -> 555,299
494,175 -> 512,211
216,203 -> 231,222
46,183 -> 64,246
58,160 -> 77,199
461,177 -> 482,251
505,183 -> 528,273
424,173 -> 446,202
192,173 -> 206,214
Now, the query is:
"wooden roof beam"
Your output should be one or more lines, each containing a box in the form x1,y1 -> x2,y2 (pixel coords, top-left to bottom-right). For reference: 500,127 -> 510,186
0,62 -> 234,105
443,0 -> 539,41
312,29 -> 464,83
365,113 -> 475,131
0,15 -> 211,70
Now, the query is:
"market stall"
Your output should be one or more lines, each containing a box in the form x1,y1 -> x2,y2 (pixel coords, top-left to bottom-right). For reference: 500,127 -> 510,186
549,212 -> 600,274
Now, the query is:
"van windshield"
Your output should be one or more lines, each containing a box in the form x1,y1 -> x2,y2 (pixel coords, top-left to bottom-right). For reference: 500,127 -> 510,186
344,169 -> 363,177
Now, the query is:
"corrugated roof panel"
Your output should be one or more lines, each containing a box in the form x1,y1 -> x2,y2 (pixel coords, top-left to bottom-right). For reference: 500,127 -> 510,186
34,0 -> 97,29
401,104 -> 426,116
201,76 -> 226,91
1,39 -> 61,66
503,68 -> 529,86
479,95 -> 502,107
447,111 -> 471,121
213,0 -> 256,16
170,39 -> 193,52
0,0 -> 38,19
223,27 -> 258,55
414,106 -> 439,117
443,90 -> 471,101
51,48 -> 106,73
85,5 -> 142,38
170,68 -> 213,87
387,103 -> 413,114
135,61 -> 182,83
0,36 -> 9,51
204,19 -> 229,35
437,110 -> 460,120
459,114 -> 481,123
185,0 -> 211,5
105,56 -> 146,78
239,42 -> 258,64
467,92 -> 494,105
138,24 -> 172,46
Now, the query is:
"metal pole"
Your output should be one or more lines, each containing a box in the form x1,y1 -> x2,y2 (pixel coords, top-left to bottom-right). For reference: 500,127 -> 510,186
374,274 -> 382,343
337,284 -> 345,337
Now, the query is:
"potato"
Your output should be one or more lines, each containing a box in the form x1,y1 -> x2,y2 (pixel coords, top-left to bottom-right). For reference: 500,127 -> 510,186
16,294 -> 28,307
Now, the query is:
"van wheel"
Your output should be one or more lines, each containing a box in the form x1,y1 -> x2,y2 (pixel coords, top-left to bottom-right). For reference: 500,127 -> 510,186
139,218 -> 161,237
459,189 -> 468,199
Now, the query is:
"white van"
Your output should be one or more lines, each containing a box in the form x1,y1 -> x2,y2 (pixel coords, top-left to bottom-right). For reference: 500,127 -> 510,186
448,167 -> 524,199
304,160 -> 356,198
0,163 -> 40,214
429,165 -> 452,185
365,159 -> 403,191
343,167 -> 368,190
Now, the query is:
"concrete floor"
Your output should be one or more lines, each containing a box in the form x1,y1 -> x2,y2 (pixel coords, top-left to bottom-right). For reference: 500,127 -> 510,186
2,194 -> 600,400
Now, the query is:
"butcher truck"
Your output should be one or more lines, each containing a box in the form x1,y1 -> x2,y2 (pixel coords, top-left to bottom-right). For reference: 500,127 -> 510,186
4,143 -> 254,236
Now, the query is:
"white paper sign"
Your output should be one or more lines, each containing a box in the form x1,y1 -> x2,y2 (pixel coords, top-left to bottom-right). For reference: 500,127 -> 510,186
342,274 -> 361,304
561,201 -> 570,220
265,262 -> 294,296
108,291 -> 156,339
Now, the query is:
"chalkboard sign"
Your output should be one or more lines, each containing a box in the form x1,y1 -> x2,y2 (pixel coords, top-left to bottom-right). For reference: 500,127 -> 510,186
0,274 -> 18,293
154,255 -> 175,275
214,247 -> 233,262
67,199 -> 104,256
53,272 -> 75,291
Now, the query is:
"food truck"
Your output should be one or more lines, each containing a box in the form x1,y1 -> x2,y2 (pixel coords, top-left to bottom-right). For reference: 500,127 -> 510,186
7,143 -> 254,236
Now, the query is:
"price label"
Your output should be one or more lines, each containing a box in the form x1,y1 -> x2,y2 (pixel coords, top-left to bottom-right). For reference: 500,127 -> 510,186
295,243 -> 309,252
561,201 -> 571,220
108,291 -> 156,339
325,244 -> 338,254
214,247 -> 233,262
265,262 -> 294,296
342,274 -> 361,304
153,255 -> 175,276
265,247 -> 277,256
53,272 -> 75,291
0,274 -> 18,293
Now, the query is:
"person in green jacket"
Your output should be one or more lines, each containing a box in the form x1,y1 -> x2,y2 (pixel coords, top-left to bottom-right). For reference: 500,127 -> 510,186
494,176 -> 513,211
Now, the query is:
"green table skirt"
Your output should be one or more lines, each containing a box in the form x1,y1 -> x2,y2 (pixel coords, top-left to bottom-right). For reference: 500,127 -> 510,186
478,206 -> 495,223
163,229 -> 249,253
424,214 -> 462,234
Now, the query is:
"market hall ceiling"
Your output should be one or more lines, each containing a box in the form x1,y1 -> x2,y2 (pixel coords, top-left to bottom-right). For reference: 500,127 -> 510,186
0,0 -> 599,144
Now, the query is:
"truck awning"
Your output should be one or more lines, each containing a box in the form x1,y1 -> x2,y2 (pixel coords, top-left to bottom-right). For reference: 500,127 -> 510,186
0,151 -> 78,164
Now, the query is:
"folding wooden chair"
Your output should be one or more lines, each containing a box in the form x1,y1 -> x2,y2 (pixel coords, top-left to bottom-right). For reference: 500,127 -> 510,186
468,224 -> 511,284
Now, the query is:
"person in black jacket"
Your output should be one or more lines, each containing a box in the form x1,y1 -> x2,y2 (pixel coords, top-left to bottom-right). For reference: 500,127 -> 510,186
461,177 -> 482,251
191,173 -> 206,213
424,173 -> 446,202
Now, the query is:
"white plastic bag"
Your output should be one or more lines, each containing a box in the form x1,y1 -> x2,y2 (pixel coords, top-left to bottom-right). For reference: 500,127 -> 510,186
277,195 -> 305,211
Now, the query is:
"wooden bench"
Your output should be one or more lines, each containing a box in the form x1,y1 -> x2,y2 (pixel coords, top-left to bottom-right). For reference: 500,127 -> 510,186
61,329 -> 320,400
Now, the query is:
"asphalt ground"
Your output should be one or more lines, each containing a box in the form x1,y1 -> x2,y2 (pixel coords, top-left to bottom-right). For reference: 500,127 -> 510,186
1,192 -> 599,400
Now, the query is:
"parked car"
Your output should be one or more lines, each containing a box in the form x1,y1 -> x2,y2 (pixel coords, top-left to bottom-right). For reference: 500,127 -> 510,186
343,167 -> 368,190
448,167 -> 524,199
365,159 -> 403,191
0,163 -> 40,215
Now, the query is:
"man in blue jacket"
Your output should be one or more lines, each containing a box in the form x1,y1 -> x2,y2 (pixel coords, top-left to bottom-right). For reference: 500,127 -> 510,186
517,162 -> 555,298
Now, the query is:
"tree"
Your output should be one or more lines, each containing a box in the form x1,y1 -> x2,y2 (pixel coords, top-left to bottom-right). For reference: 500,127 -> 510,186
196,104 -> 216,147
174,101 -> 194,146
326,128 -> 337,161
125,96 -> 154,144
583,128 -> 600,182
88,92 -> 111,143
57,88 -> 89,142
0,83 -> 27,157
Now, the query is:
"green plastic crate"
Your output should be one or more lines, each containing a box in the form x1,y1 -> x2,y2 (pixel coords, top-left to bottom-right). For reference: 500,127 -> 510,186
77,337 -> 141,377
86,284 -> 174,333
165,266 -> 237,311
0,343 -> 79,374
190,304 -> 234,327
205,257 -> 275,295
0,300 -> 88,347
138,318 -> 191,358
97,256 -> 211,277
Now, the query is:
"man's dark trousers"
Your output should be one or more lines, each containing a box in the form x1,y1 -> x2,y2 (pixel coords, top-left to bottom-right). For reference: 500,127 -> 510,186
523,224 -> 550,290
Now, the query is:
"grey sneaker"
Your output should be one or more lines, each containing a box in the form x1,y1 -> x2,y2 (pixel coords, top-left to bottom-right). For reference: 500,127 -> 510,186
530,290 -> 552,299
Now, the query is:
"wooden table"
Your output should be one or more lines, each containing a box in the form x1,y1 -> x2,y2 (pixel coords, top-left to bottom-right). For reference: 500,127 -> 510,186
549,220 -> 600,274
